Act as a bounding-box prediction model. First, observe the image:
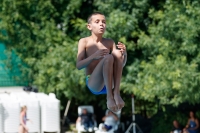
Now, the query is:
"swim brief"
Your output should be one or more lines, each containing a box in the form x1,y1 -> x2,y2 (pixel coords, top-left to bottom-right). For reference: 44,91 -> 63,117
86,75 -> 107,95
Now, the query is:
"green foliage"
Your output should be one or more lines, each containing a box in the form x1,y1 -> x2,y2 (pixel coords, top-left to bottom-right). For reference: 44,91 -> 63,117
124,0 -> 200,106
0,0 -> 96,102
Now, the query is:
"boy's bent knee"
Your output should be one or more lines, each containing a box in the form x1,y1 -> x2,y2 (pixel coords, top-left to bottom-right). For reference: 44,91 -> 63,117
112,50 -> 124,59
103,54 -> 114,64
104,54 -> 114,61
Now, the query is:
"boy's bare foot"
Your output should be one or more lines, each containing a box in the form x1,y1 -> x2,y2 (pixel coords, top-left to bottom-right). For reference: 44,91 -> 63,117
107,97 -> 118,112
114,94 -> 125,110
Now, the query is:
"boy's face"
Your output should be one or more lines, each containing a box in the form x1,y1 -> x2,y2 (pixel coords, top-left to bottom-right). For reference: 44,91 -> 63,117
189,111 -> 194,117
173,120 -> 179,128
82,109 -> 87,114
87,14 -> 106,34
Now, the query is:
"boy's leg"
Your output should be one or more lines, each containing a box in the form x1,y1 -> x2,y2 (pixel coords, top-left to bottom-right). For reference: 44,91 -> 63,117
88,54 -> 118,112
112,49 -> 125,110
89,121 -> 93,128
83,122 -> 88,130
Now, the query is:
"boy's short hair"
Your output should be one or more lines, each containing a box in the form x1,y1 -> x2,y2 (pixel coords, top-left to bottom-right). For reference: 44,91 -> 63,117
87,12 -> 105,24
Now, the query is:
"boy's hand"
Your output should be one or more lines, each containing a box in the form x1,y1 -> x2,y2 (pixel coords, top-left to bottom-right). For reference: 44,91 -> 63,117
93,49 -> 109,60
116,42 -> 126,56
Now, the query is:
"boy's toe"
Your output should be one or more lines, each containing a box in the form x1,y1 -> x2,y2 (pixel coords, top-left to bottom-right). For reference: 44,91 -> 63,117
107,99 -> 118,112
107,105 -> 117,112
118,102 -> 125,110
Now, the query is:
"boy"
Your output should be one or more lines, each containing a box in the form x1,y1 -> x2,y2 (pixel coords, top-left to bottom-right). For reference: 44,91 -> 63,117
170,120 -> 183,133
76,12 -> 127,112
76,108 -> 94,131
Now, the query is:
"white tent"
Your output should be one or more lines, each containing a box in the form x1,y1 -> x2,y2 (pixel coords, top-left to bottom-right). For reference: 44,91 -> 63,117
1,95 -> 20,132
0,91 -> 60,133
40,93 -> 60,133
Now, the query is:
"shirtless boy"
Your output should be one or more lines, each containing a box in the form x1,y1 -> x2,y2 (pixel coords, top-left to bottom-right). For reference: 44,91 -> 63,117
76,12 -> 127,112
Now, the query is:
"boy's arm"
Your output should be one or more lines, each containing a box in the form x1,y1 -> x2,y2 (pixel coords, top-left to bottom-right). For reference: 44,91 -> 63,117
102,115 -> 107,121
76,38 -> 94,70
113,41 -> 127,67
76,38 -> 109,70
122,50 -> 127,67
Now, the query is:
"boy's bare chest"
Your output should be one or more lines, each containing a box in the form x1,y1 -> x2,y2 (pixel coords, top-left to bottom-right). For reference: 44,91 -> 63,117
86,42 -> 112,56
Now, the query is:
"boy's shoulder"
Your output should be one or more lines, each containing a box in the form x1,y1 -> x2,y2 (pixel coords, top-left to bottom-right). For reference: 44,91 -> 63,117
79,37 -> 89,43
78,37 -> 90,47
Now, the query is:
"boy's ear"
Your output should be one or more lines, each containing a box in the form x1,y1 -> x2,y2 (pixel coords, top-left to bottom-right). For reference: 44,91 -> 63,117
87,23 -> 92,31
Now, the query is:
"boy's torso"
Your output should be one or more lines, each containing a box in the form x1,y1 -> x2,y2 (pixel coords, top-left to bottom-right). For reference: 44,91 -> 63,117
84,37 -> 113,75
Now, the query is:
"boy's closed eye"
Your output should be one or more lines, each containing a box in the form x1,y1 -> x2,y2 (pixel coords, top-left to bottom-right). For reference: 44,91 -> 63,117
95,20 -> 99,23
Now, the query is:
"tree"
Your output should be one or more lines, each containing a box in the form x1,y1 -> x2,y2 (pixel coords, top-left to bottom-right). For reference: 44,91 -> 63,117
124,0 -> 200,106
0,0 -> 97,102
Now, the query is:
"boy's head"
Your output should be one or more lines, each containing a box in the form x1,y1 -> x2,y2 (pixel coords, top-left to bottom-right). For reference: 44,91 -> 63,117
82,108 -> 88,114
87,12 -> 105,24
87,12 -> 106,34
173,120 -> 179,128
